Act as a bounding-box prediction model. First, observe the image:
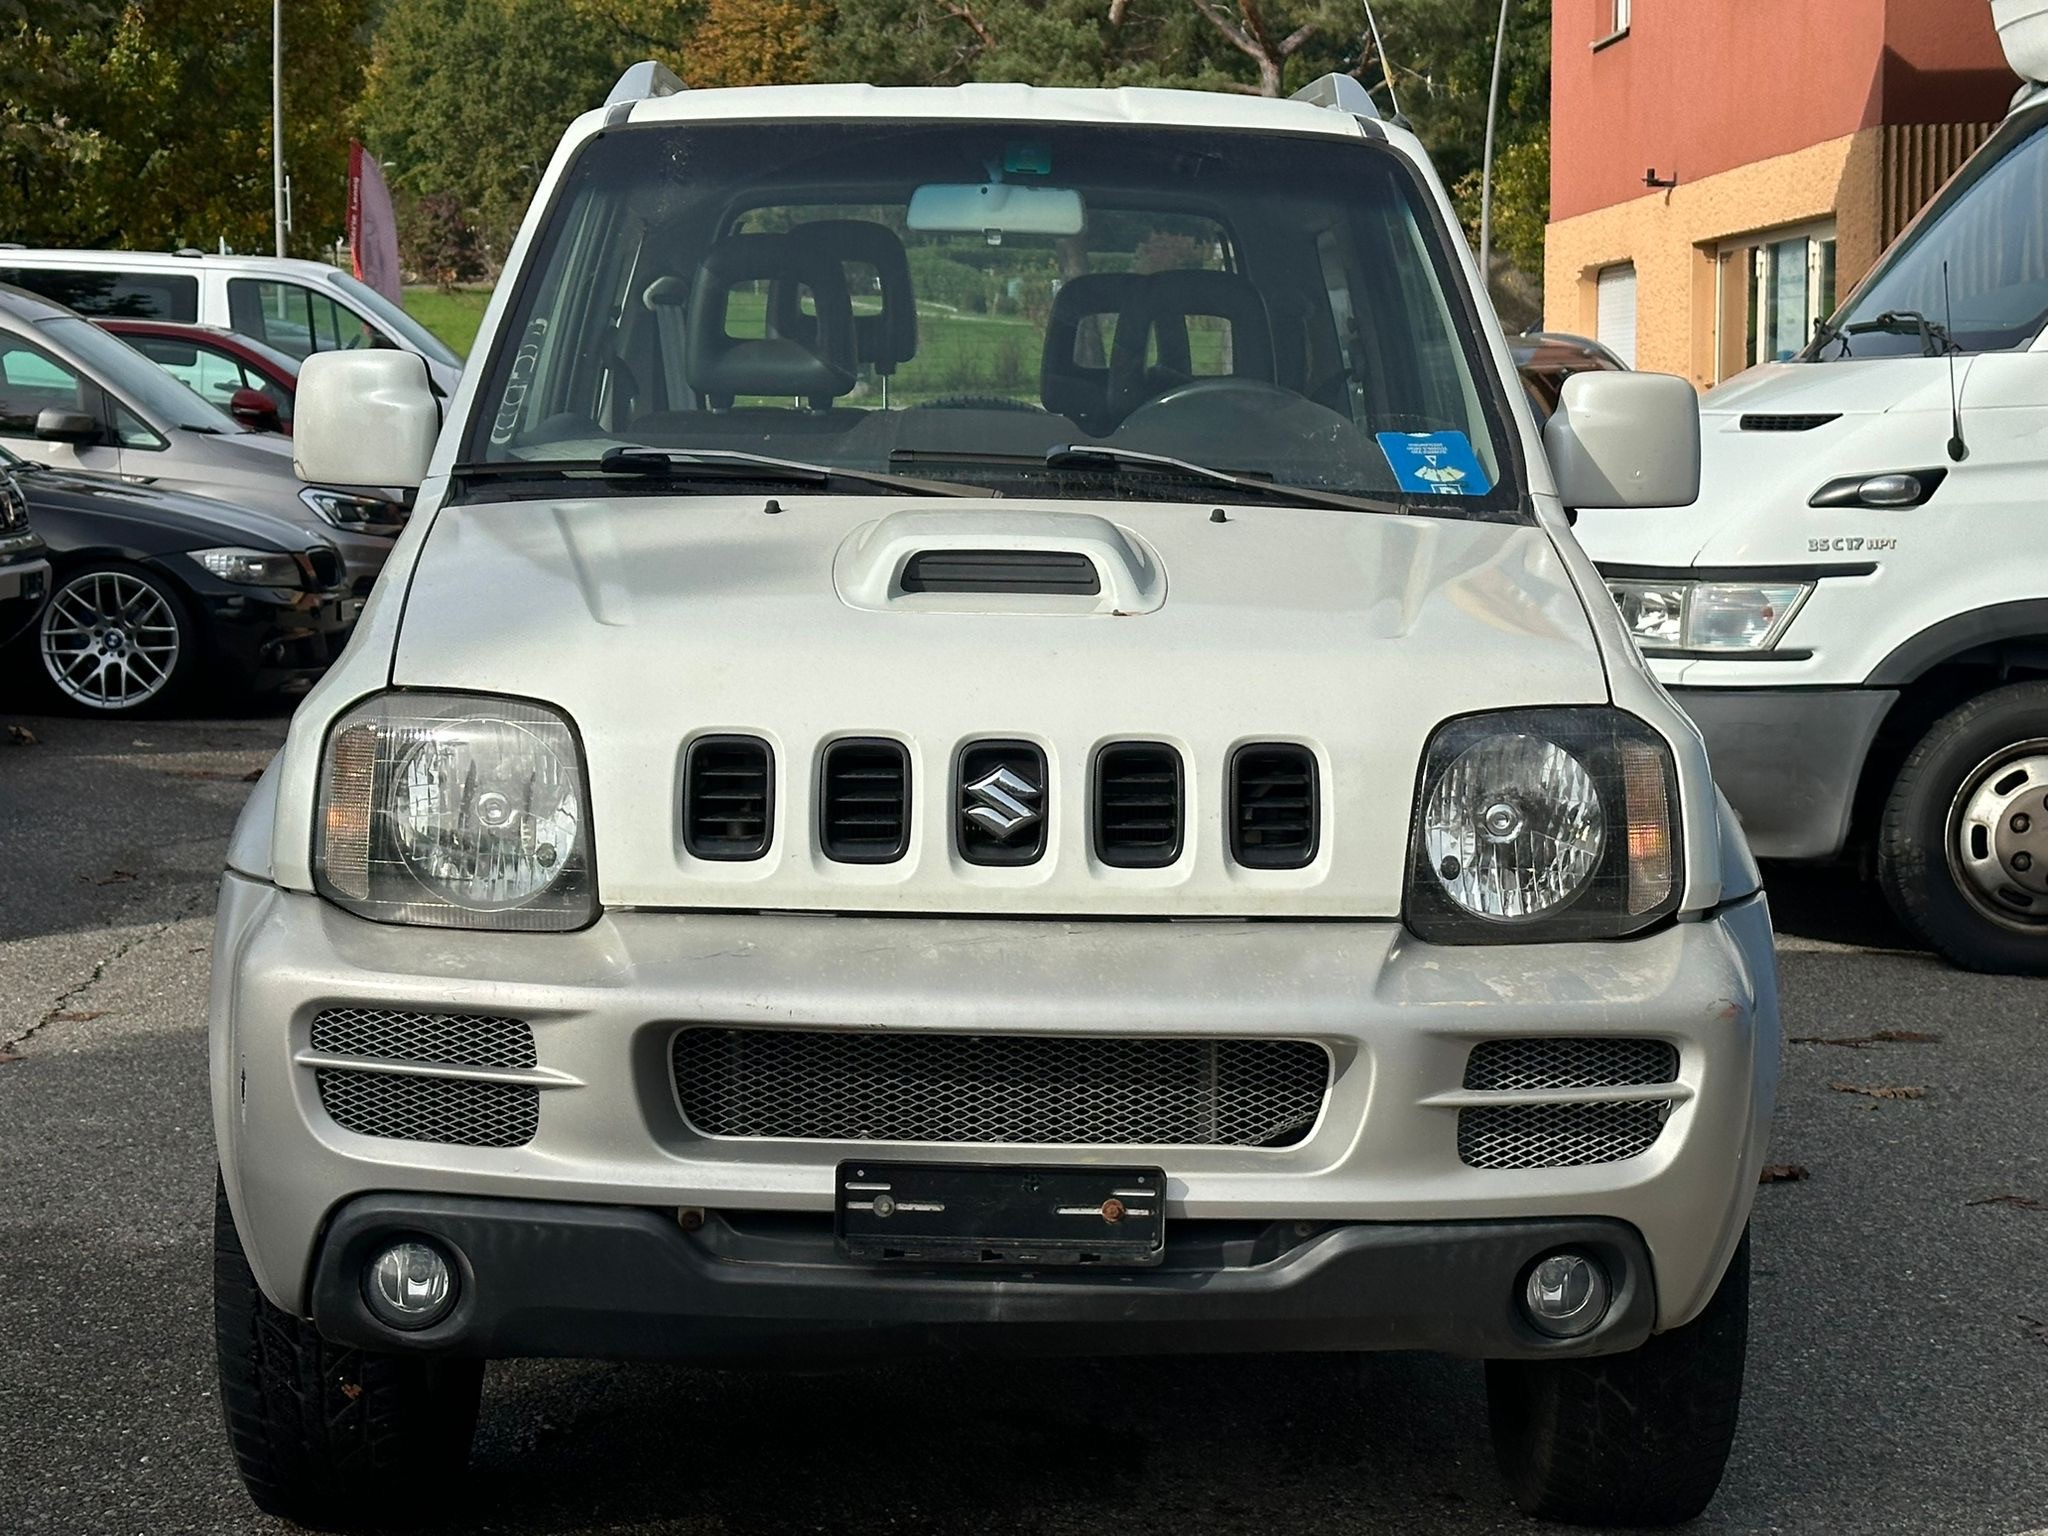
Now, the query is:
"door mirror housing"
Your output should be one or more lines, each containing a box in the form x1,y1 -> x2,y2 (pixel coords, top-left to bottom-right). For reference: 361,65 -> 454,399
34,407 -> 101,445
1543,371 -> 1701,509
293,350 -> 439,489
227,387 -> 283,434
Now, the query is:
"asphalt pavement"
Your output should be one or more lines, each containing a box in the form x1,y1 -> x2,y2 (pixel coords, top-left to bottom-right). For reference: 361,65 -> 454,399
3,705 -> 2047,1536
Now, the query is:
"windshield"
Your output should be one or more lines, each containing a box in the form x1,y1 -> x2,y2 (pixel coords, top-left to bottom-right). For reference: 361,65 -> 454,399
466,119 -> 1521,516
40,314 -> 243,433
327,270 -> 464,367
1811,106 -> 2048,361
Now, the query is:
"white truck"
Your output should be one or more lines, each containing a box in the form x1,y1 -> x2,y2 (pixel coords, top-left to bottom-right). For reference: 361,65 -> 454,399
1577,0 -> 2048,973
207,65 -> 1778,1529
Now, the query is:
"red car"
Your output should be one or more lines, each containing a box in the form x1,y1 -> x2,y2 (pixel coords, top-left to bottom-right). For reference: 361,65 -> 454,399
93,318 -> 300,435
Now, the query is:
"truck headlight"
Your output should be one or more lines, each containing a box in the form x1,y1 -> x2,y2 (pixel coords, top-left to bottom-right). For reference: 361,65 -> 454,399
314,691 -> 596,930
1606,579 -> 1811,652
300,487 -> 407,531
1406,708 -> 1681,943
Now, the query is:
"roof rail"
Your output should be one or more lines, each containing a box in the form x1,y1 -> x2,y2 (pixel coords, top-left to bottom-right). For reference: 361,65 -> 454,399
1290,73 -> 1379,119
605,60 -> 684,110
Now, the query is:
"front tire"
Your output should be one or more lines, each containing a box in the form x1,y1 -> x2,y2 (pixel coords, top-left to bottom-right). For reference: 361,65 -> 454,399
36,560 -> 194,714
213,1178 -> 482,1529
1879,681 -> 2048,974
1487,1231 -> 1749,1526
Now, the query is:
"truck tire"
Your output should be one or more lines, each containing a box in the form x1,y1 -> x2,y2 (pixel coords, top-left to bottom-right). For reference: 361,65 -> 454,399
1486,1230 -> 1748,1526
1879,681 -> 2048,974
213,1177 -> 482,1528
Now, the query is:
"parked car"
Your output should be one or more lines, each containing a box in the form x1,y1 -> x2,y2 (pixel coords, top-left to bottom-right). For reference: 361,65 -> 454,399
0,455 -> 49,647
1575,0 -> 2048,973
0,283 -> 401,591
1,443 -> 355,712
1511,330 -> 1628,416
95,319 -> 298,434
209,66 -> 1779,1532
0,248 -> 463,396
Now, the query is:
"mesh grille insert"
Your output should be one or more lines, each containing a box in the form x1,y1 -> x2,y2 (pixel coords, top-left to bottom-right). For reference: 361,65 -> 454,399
1094,742 -> 1183,868
309,1007 -> 535,1070
1463,1038 -> 1676,1092
672,1029 -> 1331,1146
819,739 -> 911,863
684,736 -> 774,860
1230,744 -> 1319,869
1457,1100 -> 1670,1169
316,1068 -> 538,1147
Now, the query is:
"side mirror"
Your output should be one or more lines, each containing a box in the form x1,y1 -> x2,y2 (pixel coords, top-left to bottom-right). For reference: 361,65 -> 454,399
1543,371 -> 1700,509
294,350 -> 439,489
227,387 -> 283,434
35,407 -> 101,445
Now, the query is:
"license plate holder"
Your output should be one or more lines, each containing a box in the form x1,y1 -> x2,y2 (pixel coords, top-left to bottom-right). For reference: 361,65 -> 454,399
834,1160 -> 1166,1267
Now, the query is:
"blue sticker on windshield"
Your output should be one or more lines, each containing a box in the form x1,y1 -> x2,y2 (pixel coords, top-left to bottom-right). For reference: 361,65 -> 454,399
1374,431 -> 1492,497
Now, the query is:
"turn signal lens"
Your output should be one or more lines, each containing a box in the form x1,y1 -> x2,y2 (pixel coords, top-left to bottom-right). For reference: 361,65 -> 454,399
1621,739 -> 1675,915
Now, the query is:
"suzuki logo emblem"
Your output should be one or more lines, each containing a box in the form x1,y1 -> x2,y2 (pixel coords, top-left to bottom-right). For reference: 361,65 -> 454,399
963,764 -> 1043,841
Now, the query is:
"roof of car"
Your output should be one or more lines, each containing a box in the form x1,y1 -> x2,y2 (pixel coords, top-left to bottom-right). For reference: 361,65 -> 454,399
91,317 -> 302,376
0,281 -> 74,323
0,249 -> 344,281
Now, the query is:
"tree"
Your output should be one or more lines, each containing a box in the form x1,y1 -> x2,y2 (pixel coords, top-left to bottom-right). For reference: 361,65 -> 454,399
685,0 -> 824,86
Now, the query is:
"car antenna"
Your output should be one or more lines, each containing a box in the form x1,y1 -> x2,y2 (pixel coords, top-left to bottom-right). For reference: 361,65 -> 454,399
1359,0 -> 1404,123
1943,259 -> 1968,463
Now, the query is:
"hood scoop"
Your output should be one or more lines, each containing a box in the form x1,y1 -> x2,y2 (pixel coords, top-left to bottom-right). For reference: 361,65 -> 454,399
835,508 -> 1166,615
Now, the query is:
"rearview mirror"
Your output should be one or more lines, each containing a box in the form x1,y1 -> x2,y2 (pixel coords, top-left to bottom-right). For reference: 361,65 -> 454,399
293,350 -> 439,489
907,182 -> 1085,237
1543,371 -> 1700,509
34,407 -> 100,445
228,387 -> 283,434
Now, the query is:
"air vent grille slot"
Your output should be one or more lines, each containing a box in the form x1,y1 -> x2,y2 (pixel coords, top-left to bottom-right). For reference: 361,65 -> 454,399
310,1007 -> 535,1070
684,735 -> 774,860
819,738 -> 911,863
1230,744 -> 1318,868
315,1068 -> 538,1147
1738,412 -> 1839,432
1456,1101 -> 1670,1169
901,549 -> 1101,595
1463,1038 -> 1677,1092
1094,742 -> 1183,868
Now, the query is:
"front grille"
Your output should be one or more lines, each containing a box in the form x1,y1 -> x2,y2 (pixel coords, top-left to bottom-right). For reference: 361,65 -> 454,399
1230,744 -> 1318,868
672,1028 -> 1331,1147
1463,1038 -> 1677,1091
1094,742 -> 1183,867
684,735 -> 774,860
316,1068 -> 538,1147
303,547 -> 342,589
957,739 -> 1049,865
819,738 -> 911,862
310,1006 -> 536,1069
1738,412 -> 1839,431
1457,1101 -> 1670,1169
901,549 -> 1101,595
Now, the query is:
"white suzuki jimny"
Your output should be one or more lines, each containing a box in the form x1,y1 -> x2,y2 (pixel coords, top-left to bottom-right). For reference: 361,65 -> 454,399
210,65 -> 1779,1529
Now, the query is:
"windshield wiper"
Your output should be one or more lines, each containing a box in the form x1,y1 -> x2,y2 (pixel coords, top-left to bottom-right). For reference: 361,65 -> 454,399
1840,310 -> 1958,356
452,449 -> 994,499
1043,444 -> 1408,515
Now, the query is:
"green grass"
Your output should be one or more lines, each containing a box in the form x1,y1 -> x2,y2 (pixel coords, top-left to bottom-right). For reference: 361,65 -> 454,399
401,286 -> 494,358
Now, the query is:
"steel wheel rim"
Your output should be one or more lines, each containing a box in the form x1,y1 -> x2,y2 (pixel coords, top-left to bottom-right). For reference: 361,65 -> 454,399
38,570 -> 181,710
1945,738 -> 2048,933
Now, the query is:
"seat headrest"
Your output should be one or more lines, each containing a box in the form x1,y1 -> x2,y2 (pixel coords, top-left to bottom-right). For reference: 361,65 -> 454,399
1109,269 -> 1276,409
769,221 -> 918,375
1040,273 -> 1188,432
686,234 -> 857,409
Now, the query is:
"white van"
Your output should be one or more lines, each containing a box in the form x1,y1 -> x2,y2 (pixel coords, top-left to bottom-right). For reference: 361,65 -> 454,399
1575,0 -> 2048,974
0,249 -> 464,396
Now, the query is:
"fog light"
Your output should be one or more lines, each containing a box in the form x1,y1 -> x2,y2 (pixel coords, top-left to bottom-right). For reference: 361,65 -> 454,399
1522,1252 -> 1610,1338
364,1240 -> 456,1329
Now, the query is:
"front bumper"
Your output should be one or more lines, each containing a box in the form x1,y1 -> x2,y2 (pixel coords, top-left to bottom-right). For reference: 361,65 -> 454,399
187,577 -> 357,692
1671,685 -> 1895,860
212,882 -> 1778,1348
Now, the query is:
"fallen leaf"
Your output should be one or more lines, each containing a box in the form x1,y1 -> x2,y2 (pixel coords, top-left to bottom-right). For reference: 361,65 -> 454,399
91,869 -> 137,886
1827,1081 -> 1926,1100
1759,1164 -> 1809,1184
242,767 -> 264,782
338,1381 -> 363,1402
1790,1029 -> 1943,1048
44,1010 -> 103,1023
1968,1193 -> 2048,1212
2022,1315 -> 2048,1344
0,1051 -> 22,1066
5,724 -> 38,746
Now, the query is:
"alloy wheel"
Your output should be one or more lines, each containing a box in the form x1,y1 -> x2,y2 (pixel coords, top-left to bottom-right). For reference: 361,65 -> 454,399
38,568 -> 182,710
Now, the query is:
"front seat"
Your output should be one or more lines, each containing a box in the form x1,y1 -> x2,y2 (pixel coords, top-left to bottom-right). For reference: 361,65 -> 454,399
770,221 -> 919,392
684,233 -> 858,412
1040,272 -> 1187,435
1108,269 -> 1276,416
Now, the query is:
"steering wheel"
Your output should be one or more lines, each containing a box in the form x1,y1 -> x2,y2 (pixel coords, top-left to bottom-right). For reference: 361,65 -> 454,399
910,395 -> 1045,413
1127,376 -> 1306,414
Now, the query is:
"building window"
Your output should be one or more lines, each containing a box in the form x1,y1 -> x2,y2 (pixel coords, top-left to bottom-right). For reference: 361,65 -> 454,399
1594,0 -> 1630,46
1613,0 -> 1631,31
1596,262 -> 1638,367
1747,226 -> 1837,366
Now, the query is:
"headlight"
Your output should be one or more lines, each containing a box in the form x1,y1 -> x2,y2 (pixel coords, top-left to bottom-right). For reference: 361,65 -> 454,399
300,487 -> 407,530
1407,708 -> 1681,943
314,691 -> 596,930
1606,578 -> 1811,652
192,546 -> 303,588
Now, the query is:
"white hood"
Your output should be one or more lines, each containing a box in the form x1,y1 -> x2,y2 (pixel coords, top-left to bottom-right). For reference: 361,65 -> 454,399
387,495 -> 1609,918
